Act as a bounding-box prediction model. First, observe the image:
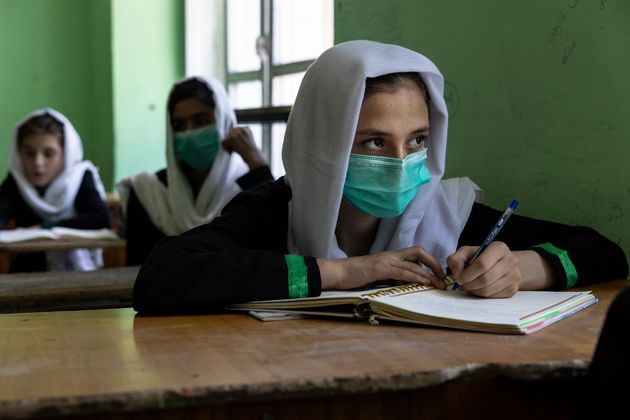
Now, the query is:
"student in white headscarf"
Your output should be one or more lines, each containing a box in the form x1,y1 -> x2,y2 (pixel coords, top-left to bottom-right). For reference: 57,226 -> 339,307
117,77 -> 273,265
132,41 -> 627,314
0,108 -> 110,272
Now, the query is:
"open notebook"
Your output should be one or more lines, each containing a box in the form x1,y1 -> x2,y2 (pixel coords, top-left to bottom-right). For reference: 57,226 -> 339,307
230,283 -> 597,335
0,227 -> 119,243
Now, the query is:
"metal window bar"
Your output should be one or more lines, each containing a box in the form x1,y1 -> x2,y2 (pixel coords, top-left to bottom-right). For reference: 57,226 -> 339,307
225,0 -> 313,169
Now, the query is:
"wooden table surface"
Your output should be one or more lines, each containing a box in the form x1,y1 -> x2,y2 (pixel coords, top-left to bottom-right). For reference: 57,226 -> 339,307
0,280 -> 626,419
0,238 -> 126,253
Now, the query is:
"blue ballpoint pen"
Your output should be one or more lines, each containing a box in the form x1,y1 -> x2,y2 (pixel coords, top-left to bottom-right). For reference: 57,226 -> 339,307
451,199 -> 519,290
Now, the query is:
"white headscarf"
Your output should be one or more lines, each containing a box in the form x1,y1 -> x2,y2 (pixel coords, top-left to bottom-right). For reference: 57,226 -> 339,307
117,77 -> 248,236
9,108 -> 107,271
283,40 -> 481,265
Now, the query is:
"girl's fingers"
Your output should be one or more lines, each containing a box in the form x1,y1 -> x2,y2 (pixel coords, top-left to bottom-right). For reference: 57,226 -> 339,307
457,242 -> 511,285
459,247 -> 520,297
467,276 -> 519,298
398,247 -> 444,279
390,260 -> 436,285
446,246 -> 477,277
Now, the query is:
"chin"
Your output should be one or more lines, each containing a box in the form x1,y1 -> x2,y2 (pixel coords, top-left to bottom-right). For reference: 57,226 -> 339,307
28,178 -> 51,189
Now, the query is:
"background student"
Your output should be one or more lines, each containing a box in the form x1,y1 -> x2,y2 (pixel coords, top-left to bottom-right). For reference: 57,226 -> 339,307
117,77 -> 273,266
133,41 -> 627,314
0,108 -> 110,272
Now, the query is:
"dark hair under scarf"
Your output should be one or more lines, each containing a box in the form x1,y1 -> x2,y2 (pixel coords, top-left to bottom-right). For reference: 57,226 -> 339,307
16,113 -> 64,149
365,72 -> 432,119
167,78 -> 216,117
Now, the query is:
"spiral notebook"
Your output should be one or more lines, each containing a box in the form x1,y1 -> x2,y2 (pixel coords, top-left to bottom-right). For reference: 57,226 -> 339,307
0,227 -> 119,244
230,283 -> 597,335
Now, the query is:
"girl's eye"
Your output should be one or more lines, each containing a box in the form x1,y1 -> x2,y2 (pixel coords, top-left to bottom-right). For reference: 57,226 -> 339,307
364,137 -> 385,149
409,135 -> 428,148
171,120 -> 186,132
193,115 -> 211,127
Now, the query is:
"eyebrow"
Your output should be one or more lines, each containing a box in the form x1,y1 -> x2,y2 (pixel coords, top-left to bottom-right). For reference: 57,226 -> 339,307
356,125 -> 430,136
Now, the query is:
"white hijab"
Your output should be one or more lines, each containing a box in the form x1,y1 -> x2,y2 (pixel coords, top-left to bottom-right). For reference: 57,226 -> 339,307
9,108 -> 107,271
117,77 -> 248,236
283,40 -> 481,265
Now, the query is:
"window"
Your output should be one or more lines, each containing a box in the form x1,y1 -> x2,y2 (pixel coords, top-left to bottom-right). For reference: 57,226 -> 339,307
185,0 -> 332,177
226,0 -> 333,177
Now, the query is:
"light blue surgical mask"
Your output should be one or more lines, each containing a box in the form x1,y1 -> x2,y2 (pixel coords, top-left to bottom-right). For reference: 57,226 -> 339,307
343,149 -> 431,218
173,124 -> 220,171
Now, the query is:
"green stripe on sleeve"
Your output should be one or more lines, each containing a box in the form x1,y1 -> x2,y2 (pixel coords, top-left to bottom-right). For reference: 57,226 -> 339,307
533,242 -> 579,288
285,255 -> 309,298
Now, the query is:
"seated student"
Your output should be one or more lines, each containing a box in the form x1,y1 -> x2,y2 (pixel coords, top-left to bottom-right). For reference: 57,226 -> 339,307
0,108 -> 110,272
117,77 -> 273,266
133,40 -> 628,314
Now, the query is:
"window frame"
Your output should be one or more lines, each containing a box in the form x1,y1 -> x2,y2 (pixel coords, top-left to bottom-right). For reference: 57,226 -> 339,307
224,0 -> 318,163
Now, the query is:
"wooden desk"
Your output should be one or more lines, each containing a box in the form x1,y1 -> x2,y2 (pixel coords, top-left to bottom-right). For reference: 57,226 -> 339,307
0,280 -> 626,419
0,238 -> 127,271
0,266 -> 138,313
0,238 -> 126,253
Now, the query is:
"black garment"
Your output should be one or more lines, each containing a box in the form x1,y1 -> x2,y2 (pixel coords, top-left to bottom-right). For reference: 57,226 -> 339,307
0,171 -> 111,272
577,286 -> 630,419
124,165 -> 274,266
134,178 -> 628,314
460,204 -> 622,290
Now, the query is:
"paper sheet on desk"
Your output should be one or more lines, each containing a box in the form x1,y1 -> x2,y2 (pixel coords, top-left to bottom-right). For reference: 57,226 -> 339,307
249,311 -> 306,321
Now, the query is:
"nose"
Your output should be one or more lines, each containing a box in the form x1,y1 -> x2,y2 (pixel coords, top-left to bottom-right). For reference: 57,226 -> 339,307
34,153 -> 46,168
391,146 -> 406,160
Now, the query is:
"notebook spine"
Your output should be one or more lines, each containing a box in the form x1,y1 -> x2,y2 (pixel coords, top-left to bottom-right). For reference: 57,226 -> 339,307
363,283 -> 431,299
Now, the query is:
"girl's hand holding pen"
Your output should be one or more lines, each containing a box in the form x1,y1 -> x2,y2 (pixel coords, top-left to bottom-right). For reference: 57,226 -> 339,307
445,199 -> 521,298
446,242 -> 521,298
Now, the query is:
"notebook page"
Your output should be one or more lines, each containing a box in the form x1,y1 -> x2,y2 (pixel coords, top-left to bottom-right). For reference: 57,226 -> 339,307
51,227 -> 119,240
0,229 -> 56,243
372,290 -> 590,325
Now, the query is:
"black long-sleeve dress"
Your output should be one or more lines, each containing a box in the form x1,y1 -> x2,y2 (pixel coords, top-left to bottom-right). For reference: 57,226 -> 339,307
133,178 -> 628,314
124,165 -> 274,266
0,171 -> 111,272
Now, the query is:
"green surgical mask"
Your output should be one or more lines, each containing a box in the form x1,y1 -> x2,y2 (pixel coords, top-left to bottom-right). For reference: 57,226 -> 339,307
173,124 -> 220,171
343,149 -> 431,218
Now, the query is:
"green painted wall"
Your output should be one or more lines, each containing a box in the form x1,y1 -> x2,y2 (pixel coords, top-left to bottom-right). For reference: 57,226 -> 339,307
336,0 -> 630,259
0,0 -> 113,188
0,0 -> 183,190
89,0 -> 115,190
111,0 -> 184,183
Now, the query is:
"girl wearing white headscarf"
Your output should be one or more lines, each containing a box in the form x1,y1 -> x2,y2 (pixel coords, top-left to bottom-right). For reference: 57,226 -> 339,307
117,77 -> 273,265
133,41 -> 627,314
0,108 -> 110,272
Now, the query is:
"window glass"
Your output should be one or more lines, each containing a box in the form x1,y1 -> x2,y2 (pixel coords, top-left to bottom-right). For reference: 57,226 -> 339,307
227,0 -> 261,72
271,123 -> 287,177
272,0 -> 334,65
272,72 -> 305,106
229,81 -> 263,109
246,123 -> 263,151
